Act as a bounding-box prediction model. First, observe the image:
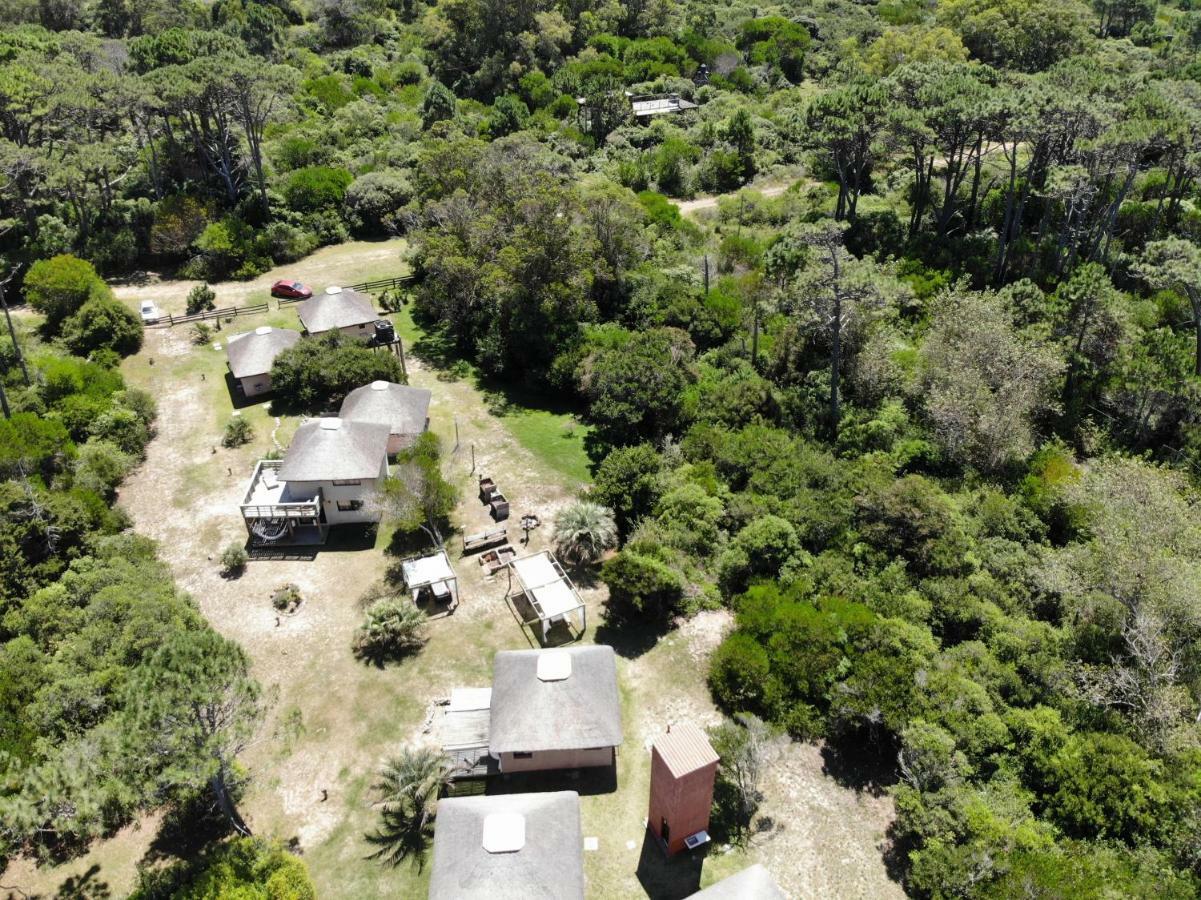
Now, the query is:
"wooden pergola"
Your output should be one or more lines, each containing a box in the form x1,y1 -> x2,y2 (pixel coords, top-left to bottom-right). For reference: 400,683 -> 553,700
504,550 -> 586,642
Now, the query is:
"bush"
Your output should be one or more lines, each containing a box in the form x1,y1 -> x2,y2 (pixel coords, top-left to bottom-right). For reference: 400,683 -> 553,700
220,542 -> 249,577
222,416 -> 253,448
553,501 -> 617,565
284,166 -> 353,213
186,283 -> 216,315
270,333 -> 404,413
601,548 -> 685,620
709,632 -> 773,713
271,582 -> 303,613
25,254 -> 110,331
354,596 -> 429,661
191,323 -> 212,345
73,440 -> 134,497
344,171 -> 413,236
60,296 -> 144,358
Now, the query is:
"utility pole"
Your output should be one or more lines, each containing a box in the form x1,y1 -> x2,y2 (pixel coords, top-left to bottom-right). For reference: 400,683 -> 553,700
0,266 -> 29,386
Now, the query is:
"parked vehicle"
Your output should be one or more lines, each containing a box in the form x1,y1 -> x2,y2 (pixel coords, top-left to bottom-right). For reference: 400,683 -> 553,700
139,301 -> 162,323
270,279 -> 312,300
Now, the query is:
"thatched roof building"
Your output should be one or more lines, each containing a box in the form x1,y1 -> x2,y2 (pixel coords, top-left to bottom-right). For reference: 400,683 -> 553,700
277,418 -> 390,482
339,380 -> 432,452
429,791 -> 584,900
296,286 -> 377,335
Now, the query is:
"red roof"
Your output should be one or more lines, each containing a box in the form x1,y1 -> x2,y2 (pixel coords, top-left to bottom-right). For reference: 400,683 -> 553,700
653,722 -> 719,778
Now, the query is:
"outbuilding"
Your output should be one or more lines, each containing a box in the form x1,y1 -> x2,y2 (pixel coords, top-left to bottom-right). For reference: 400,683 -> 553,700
225,326 -> 301,398
339,380 -> 432,454
429,791 -> 584,900
488,645 -> 623,774
296,286 -> 378,338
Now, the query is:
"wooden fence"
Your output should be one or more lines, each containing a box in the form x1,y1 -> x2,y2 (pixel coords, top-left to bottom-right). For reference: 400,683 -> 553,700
148,273 -> 416,324
146,302 -> 269,328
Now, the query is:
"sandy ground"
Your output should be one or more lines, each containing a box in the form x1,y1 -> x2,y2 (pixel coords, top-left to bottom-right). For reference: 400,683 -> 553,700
671,182 -> 792,217
3,243 -> 901,899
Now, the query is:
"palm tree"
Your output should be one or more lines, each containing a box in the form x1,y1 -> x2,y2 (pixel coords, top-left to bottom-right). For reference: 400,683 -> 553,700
553,501 -> 618,565
367,747 -> 457,867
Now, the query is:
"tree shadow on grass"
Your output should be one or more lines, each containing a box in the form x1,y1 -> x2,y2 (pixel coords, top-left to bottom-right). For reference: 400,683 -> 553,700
819,729 -> 899,799
593,607 -> 670,659
140,792 -> 234,869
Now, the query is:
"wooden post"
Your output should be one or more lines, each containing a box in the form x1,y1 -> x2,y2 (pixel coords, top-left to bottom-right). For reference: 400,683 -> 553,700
0,378 -> 9,418
470,443 -> 475,475
397,338 -> 407,377
454,417 -> 460,452
702,254 -> 710,296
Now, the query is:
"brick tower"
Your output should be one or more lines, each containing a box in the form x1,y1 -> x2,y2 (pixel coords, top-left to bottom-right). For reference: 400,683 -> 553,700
647,721 -> 719,855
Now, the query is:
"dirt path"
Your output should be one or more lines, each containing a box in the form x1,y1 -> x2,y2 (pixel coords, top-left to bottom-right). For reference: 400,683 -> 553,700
111,238 -> 409,317
672,182 -> 793,217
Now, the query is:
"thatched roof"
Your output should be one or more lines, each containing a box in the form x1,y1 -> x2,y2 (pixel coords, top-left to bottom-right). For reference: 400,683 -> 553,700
225,326 -> 301,379
277,418 -> 389,482
340,381 -> 431,436
429,791 -> 584,900
296,287 -> 377,333
691,864 -> 787,899
489,646 -> 623,755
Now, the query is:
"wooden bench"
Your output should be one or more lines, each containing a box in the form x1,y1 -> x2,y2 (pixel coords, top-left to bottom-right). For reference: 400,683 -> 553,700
463,526 -> 508,553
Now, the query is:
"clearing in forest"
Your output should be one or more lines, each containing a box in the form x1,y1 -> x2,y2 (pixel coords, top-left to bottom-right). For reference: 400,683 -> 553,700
3,243 -> 900,899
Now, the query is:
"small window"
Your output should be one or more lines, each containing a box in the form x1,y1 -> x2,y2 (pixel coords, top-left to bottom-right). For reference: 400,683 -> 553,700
512,752 -> 534,760
336,500 -> 363,512
332,479 -> 361,486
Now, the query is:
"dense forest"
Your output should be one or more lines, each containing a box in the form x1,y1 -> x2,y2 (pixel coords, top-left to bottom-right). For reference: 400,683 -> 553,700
2,0 -> 1201,894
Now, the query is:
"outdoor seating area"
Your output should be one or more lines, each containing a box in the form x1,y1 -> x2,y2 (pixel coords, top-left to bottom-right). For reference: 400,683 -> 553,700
463,525 -> 508,553
478,544 -> 516,575
477,475 -> 510,521
503,550 -> 587,642
400,549 -> 459,609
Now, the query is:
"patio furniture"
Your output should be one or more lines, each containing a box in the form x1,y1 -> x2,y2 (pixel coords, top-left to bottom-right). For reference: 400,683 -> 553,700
463,526 -> 508,553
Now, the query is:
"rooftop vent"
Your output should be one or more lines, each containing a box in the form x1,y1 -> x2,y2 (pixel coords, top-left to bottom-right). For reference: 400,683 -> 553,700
254,326 -> 272,336
482,813 -> 525,854
325,285 -> 343,295
319,418 -> 342,431
370,380 -> 390,391
536,651 -> 572,682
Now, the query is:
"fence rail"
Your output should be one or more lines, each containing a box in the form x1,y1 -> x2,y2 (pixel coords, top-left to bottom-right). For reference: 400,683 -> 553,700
147,273 -> 415,324
147,302 -> 269,328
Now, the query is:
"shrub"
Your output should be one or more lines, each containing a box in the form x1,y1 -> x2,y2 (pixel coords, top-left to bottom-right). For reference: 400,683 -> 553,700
220,542 -> 249,577
73,440 -> 134,497
284,166 -> 353,213
60,297 -> 144,358
186,283 -> 216,315
270,333 -> 404,413
709,632 -> 773,713
354,596 -> 429,660
222,416 -> 253,448
191,323 -> 212,345
553,501 -> 617,565
24,254 -> 110,331
271,582 -> 303,612
344,171 -> 413,236
601,548 -> 685,620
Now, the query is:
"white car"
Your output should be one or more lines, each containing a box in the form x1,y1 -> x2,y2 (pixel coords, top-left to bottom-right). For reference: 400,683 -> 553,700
139,301 -> 162,324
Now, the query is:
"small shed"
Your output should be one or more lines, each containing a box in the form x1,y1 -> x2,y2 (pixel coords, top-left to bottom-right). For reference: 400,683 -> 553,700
504,551 -> 586,641
400,549 -> 458,608
225,326 -> 301,398
648,721 -> 719,855
438,687 -> 495,778
296,286 -> 378,337
429,791 -> 584,900
690,864 -> 787,899
488,645 -> 623,773
339,380 -> 432,454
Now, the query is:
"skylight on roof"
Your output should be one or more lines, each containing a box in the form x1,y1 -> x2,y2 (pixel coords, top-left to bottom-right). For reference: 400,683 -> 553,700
482,812 -> 525,853
536,651 -> 572,681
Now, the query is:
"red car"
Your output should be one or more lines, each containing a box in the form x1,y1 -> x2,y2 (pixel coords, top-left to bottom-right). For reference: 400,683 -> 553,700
270,279 -> 312,300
